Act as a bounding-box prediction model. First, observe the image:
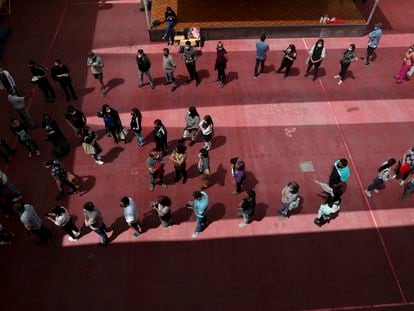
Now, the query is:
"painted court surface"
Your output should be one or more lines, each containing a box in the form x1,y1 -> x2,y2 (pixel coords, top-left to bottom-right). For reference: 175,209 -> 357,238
1,0 -> 414,310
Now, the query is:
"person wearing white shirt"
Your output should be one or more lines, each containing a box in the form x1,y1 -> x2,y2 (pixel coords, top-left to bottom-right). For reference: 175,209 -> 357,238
198,115 -> 214,150
46,205 -> 80,241
120,197 -> 142,238
87,51 -> 107,96
16,203 -> 52,243
7,89 -> 37,128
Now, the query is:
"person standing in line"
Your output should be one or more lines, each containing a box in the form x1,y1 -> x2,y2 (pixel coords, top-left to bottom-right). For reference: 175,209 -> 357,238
198,115 -> 214,150
10,118 -> 40,158
83,202 -> 110,245
80,126 -> 104,165
214,41 -> 228,88
171,142 -> 188,183
120,197 -> 142,238
182,106 -> 200,146
186,190 -> 209,238
237,189 -> 256,228
151,195 -> 172,227
98,104 -> 125,144
44,160 -> 79,200
365,159 -> 396,197
0,138 -> 14,164
361,23 -> 382,65
254,33 -> 269,78
7,89 -> 37,128
183,41 -> 200,86
51,59 -> 78,101
130,108 -> 145,147
152,119 -> 168,155
162,48 -> 177,92
45,205 -> 80,241
326,158 -> 350,195
64,105 -> 86,137
87,51 -> 107,96
146,149 -> 167,191
395,45 -> 414,84
28,60 -> 56,103
275,44 -> 297,78
230,157 -> 246,194
16,203 -> 52,244
399,176 -> 414,200
41,114 -> 70,157
334,44 -> 358,85
162,6 -> 177,44
393,147 -> 414,186
136,49 -> 154,89
279,181 -> 300,219
314,196 -> 342,227
304,39 -> 326,81
197,148 -> 210,190
0,223 -> 14,245
0,170 -> 22,201
0,67 -> 17,93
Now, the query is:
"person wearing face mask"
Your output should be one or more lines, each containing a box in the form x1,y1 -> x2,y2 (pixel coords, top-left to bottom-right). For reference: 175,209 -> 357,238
152,119 -> 168,155
162,48 -> 177,92
361,23 -> 382,65
334,44 -> 358,85
279,182 -> 300,219
136,49 -> 155,89
28,60 -> 56,103
130,108 -> 145,147
275,44 -> 297,78
64,105 -> 87,137
394,45 -> 414,84
98,104 -> 125,144
51,59 -> 78,101
146,149 -> 167,191
162,6 -> 177,45
87,51 -> 107,96
214,42 -> 228,88
183,41 -> 200,86
304,39 -> 326,81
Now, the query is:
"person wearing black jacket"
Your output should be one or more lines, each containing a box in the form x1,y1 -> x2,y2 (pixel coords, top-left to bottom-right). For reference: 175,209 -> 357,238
276,44 -> 297,78
51,59 -> 78,101
10,118 -> 40,157
162,6 -> 177,44
28,60 -> 56,102
97,104 -> 125,144
238,190 -> 256,228
304,39 -> 326,81
41,114 -> 70,157
136,49 -> 154,89
152,119 -> 168,155
214,42 -> 228,88
130,108 -> 145,147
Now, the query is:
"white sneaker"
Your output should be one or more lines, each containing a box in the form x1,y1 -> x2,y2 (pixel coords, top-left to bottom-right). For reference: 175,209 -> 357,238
238,222 -> 248,228
400,180 -> 405,186
36,150 -> 40,156
28,152 -> 32,157
68,236 -> 78,242
373,189 -> 380,193
338,80 -> 343,85
191,232 -> 200,238
73,231 -> 81,237
334,75 -> 340,79
364,189 -> 372,197
95,160 -> 104,165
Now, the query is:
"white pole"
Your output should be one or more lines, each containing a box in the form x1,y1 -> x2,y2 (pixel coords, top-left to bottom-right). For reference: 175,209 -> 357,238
143,0 -> 151,30
366,0 -> 380,25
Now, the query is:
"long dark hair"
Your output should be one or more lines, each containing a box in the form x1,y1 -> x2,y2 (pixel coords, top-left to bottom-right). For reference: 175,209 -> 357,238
189,106 -> 199,118
203,115 -> 213,127
131,108 -> 142,119
288,44 -> 296,52
157,195 -> 171,207
378,158 -> 396,172
315,39 -> 324,47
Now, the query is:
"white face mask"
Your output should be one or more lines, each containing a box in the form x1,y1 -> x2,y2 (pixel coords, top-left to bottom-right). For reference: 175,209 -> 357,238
348,47 -> 353,51
138,54 -> 142,58
286,48 -> 291,53
317,44 -> 322,47
185,46 -> 190,50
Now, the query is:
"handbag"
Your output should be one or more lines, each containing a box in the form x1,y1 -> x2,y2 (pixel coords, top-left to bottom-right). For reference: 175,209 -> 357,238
82,142 -> 96,155
118,127 -> 128,140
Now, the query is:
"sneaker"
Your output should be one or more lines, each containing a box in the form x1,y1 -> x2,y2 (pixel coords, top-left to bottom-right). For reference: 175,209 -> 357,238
191,232 -> 200,238
73,231 -> 81,237
391,175 -> 397,179
161,183 -> 167,188
304,72 -> 310,77
36,150 -> 40,156
150,84 -> 155,89
171,86 -> 177,92
364,189 -> 372,198
195,81 -> 200,87
238,222 -> 248,228
28,152 -> 32,158
400,180 -> 405,186
95,160 -> 104,165
278,215 -> 286,221
12,195 -> 23,202
132,232 -> 140,238
334,75 -> 340,79
337,80 -> 343,85
68,236 -> 78,242
373,189 -> 380,193
150,184 -> 155,191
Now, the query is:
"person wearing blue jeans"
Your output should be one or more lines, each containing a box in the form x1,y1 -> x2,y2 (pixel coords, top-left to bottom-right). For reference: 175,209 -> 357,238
254,33 -> 269,77
130,108 -> 145,147
83,202 -> 109,245
163,48 -> 177,92
187,190 -> 208,238
162,7 -> 176,44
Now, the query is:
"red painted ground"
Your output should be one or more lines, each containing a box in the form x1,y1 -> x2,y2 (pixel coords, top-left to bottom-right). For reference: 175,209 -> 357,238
1,0 -> 414,310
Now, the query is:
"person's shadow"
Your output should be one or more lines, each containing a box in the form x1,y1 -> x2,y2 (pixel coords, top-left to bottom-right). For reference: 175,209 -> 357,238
108,216 -> 128,242
209,164 -> 227,187
141,210 -> 161,232
210,135 -> 226,151
105,78 -> 125,93
226,71 -> 239,84
204,202 -> 226,231
244,171 -> 259,191
253,203 -> 269,222
73,175 -> 96,196
345,70 -> 356,81
171,204 -> 193,226
103,146 -> 124,163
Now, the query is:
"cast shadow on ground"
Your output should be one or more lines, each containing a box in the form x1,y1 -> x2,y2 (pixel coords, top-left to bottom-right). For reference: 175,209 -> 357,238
244,170 -> 259,191
106,78 -> 125,93
103,146 -> 124,163
209,164 -> 227,187
210,135 -> 226,151
226,71 -> 239,84
171,204 -> 193,226
141,209 -> 161,232
198,69 -> 210,81
77,175 -> 96,196
78,87 -> 95,97
203,202 -> 226,231
108,216 -> 129,242
344,70 -> 356,81
253,203 -> 269,222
